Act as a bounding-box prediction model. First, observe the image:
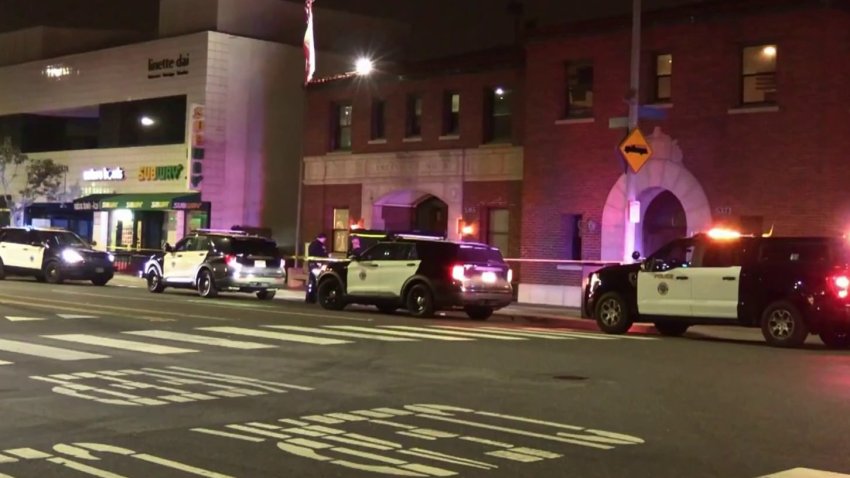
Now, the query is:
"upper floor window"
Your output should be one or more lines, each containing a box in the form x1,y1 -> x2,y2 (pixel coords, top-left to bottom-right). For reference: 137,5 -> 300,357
406,94 -> 423,137
332,208 -> 350,253
331,102 -> 352,151
486,87 -> 512,143
565,60 -> 593,118
442,92 -> 460,136
654,53 -> 672,102
742,44 -> 777,104
371,99 -> 386,141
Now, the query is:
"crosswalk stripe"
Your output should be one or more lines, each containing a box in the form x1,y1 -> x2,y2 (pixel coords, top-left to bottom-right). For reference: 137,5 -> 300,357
123,330 -> 277,350
0,360 -> 13,366
44,334 -> 198,355
265,326 -> 415,342
199,327 -> 351,345
5,316 -> 45,322
758,468 -> 850,477
384,326 -> 526,341
524,327 -> 656,341
326,326 -> 473,341
57,314 -> 99,319
435,326 -> 573,340
0,338 -> 108,361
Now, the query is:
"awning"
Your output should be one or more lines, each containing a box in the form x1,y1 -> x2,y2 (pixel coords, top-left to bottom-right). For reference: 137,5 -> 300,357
73,193 -> 205,211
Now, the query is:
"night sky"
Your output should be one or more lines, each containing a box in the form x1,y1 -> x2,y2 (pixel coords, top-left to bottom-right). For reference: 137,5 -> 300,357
0,0 -> 704,59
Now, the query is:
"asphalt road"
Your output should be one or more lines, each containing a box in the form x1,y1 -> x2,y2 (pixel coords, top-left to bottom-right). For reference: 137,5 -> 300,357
0,276 -> 847,478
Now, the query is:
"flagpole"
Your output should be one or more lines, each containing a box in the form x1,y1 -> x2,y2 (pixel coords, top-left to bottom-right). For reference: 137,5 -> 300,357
295,0 -> 316,263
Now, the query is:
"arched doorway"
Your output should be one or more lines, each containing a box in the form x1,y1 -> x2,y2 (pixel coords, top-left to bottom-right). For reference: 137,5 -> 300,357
371,190 -> 449,236
641,190 -> 687,257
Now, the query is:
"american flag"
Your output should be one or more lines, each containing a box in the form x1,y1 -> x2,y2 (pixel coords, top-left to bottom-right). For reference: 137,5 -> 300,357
304,0 -> 316,85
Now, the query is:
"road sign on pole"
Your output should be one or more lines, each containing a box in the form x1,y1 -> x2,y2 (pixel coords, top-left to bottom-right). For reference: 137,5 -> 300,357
619,128 -> 653,173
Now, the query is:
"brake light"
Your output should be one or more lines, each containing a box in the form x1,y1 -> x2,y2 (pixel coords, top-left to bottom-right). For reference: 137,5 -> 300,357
830,275 -> 850,299
451,264 -> 467,281
225,254 -> 239,268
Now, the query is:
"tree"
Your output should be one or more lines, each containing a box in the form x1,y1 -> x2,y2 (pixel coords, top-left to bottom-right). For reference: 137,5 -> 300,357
0,137 -> 68,226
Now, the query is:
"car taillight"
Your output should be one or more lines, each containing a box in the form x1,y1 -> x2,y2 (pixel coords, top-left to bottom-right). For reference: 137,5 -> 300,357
829,275 -> 850,299
507,268 -> 513,283
451,264 -> 467,281
225,254 -> 239,267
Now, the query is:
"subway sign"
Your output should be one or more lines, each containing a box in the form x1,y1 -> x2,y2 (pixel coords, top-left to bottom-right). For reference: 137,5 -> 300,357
139,165 -> 185,181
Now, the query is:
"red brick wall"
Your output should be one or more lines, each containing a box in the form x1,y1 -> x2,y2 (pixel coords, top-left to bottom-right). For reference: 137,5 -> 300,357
522,6 -> 850,285
462,181 -> 523,258
300,184 -> 362,247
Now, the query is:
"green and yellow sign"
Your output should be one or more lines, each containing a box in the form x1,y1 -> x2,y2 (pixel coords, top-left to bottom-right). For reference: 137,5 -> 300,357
139,165 -> 185,182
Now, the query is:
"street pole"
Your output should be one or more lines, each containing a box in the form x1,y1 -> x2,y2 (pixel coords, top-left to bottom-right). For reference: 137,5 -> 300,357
623,0 -> 641,262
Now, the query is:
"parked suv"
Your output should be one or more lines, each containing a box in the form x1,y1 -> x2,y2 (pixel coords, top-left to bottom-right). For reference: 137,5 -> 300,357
143,230 -> 286,299
315,236 -> 513,319
0,227 -> 114,285
584,231 -> 850,348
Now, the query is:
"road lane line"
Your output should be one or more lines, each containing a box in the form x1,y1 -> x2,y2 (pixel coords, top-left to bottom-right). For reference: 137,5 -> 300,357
383,326 -> 526,340
123,330 -> 277,350
199,327 -> 351,345
191,428 -> 265,442
4,316 -> 46,322
44,334 -> 198,355
265,325 -> 415,342
0,361 -> 12,366
132,453 -> 235,478
435,326 -> 573,340
4,448 -> 52,459
0,338 -> 108,361
327,326 -> 473,341
57,314 -> 99,319
523,327 -> 656,341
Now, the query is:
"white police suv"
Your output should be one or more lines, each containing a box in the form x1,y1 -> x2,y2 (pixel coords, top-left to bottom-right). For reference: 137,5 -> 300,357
0,227 -> 114,285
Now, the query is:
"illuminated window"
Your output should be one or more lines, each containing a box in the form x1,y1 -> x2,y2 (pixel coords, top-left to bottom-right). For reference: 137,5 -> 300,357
332,208 -> 350,253
486,87 -> 512,143
331,102 -> 352,150
742,45 -> 777,104
443,92 -> 460,135
488,209 -> 510,253
654,54 -> 672,102
565,60 -> 593,118
371,99 -> 386,140
406,94 -> 422,137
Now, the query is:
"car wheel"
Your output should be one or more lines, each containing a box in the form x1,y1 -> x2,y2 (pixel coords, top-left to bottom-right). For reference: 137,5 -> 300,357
761,300 -> 808,348
465,306 -> 493,321
406,284 -> 435,318
147,270 -> 165,293
819,330 -> 850,349
376,303 -> 397,314
317,279 -> 345,310
197,270 -> 218,298
257,289 -> 276,300
44,262 -> 63,285
594,292 -> 633,334
91,278 -> 110,286
653,321 -> 689,337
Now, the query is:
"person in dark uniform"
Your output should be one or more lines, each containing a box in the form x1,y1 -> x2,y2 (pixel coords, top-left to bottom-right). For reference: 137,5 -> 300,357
349,236 -> 362,257
305,233 -> 328,303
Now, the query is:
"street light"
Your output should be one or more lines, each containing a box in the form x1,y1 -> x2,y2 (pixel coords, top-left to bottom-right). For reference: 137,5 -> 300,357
140,116 -> 156,127
355,57 -> 374,76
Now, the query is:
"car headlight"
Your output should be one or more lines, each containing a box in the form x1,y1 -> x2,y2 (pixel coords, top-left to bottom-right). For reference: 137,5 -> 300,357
61,249 -> 84,264
589,273 -> 602,292
107,253 -> 115,263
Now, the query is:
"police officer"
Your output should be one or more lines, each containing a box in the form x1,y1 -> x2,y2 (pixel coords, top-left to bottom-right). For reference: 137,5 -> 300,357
305,233 -> 328,303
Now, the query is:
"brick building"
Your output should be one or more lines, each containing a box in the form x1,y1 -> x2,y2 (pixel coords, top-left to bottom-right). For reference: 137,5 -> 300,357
300,49 -> 524,258
519,0 -> 850,306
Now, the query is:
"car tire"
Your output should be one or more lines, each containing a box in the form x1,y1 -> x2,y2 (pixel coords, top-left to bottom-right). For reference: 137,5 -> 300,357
653,321 -> 689,337
257,289 -> 276,300
406,284 -> 435,318
594,292 -> 633,334
819,330 -> 850,349
317,278 -> 346,311
44,261 -> 63,285
376,303 -> 397,314
147,270 -> 165,293
91,278 -> 110,286
465,306 -> 493,321
197,269 -> 218,298
761,300 -> 808,348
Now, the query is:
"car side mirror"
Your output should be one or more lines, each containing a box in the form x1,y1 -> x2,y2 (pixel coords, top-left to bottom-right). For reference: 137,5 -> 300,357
163,243 -> 173,253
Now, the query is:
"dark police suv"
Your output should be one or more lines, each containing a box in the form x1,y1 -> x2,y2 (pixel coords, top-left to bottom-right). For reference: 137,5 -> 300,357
0,227 -> 114,285
315,235 -> 513,319
143,229 -> 286,299
585,231 -> 850,348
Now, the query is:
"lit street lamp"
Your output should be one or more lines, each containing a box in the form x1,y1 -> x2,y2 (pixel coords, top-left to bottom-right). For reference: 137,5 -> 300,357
355,57 -> 374,76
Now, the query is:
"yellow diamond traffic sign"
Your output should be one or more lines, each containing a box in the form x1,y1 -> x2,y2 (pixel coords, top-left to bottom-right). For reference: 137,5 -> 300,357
619,128 -> 653,173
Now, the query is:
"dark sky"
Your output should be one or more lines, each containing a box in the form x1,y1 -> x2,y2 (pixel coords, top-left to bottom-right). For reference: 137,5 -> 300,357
0,0 -> 703,58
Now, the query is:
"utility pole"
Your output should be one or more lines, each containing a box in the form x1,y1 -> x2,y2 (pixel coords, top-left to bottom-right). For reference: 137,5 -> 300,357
623,0 -> 641,262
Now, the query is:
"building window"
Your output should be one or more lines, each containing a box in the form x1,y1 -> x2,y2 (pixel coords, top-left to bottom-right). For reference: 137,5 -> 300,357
442,92 -> 460,135
565,60 -> 593,118
331,102 -> 352,150
654,53 -> 672,102
406,94 -> 422,137
332,208 -> 350,253
488,208 -> 510,254
562,214 -> 582,260
486,87 -> 512,143
742,44 -> 777,104
371,99 -> 386,140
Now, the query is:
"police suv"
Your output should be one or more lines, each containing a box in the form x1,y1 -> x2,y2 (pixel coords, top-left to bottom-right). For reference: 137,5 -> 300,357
143,230 -> 286,299
585,231 -> 850,348
315,236 -> 513,319
0,227 -> 114,285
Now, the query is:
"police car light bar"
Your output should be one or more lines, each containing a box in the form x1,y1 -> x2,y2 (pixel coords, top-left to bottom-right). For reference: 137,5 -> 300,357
394,233 -> 447,241
706,228 -> 742,240
192,228 -> 251,235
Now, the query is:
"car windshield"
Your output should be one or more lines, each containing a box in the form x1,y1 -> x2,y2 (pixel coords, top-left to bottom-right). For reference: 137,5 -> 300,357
221,237 -> 279,256
51,231 -> 89,248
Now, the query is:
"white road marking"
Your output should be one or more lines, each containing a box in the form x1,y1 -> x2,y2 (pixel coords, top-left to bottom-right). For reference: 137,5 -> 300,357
199,327 -> 351,345
47,457 -> 125,478
435,326 -> 574,340
758,469 -> 850,477
4,316 -> 45,322
398,448 -> 497,470
0,360 -> 12,366
523,327 -> 657,341
0,338 -> 108,361
132,453 -> 235,478
384,326 -> 526,340
57,314 -> 99,319
486,449 -> 543,462
265,325 -> 416,342
44,335 -> 198,355
4,448 -> 51,459
226,424 -> 292,440
123,330 -> 277,350
327,326 -> 473,341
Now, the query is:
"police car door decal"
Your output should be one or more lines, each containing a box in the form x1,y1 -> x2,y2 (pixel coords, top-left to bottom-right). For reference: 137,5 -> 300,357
637,270 -> 693,317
